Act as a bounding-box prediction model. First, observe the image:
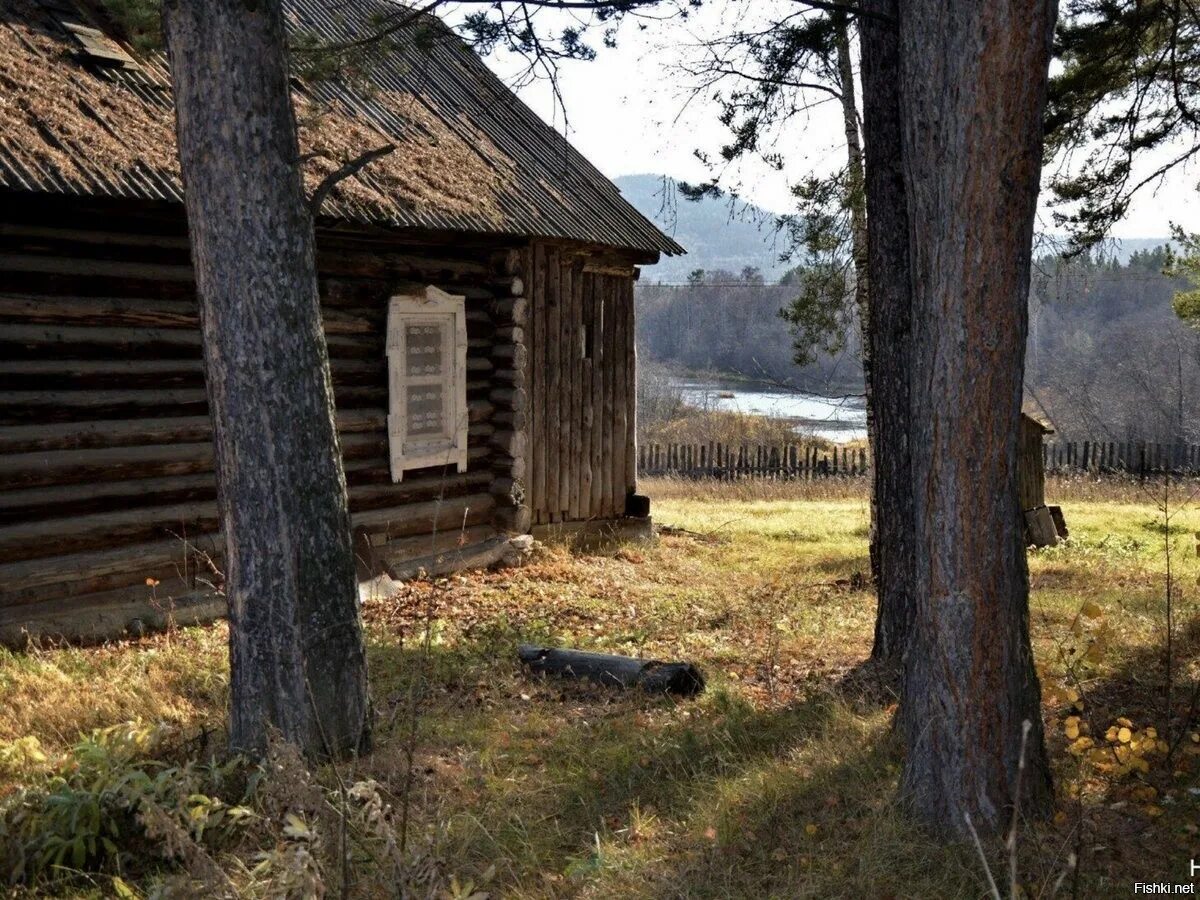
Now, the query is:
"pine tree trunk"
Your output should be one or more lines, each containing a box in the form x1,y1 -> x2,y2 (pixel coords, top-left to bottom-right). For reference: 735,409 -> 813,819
163,0 -> 370,760
833,16 -> 881,596
859,0 -> 914,663
896,0 -> 1055,834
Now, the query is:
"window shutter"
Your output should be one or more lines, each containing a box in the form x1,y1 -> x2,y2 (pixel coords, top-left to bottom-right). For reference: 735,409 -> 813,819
386,287 -> 468,481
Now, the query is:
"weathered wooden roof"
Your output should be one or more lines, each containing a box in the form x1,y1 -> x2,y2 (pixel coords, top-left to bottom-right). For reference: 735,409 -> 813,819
0,0 -> 684,258
1021,396 -> 1054,434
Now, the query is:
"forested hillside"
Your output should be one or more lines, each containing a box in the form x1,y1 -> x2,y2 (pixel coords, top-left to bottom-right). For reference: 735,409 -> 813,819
615,174 -> 788,283
1028,247 -> 1200,442
637,246 -> 1200,443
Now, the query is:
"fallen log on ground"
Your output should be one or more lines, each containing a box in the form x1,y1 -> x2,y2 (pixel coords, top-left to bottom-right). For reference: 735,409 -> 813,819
517,645 -> 705,697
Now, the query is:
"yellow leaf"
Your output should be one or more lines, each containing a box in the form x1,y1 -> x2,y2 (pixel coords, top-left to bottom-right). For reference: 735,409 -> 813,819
1080,600 -> 1103,619
1106,726 -> 1120,742
1118,726 -> 1133,743
805,823 -> 818,836
1053,810 -> 1068,826
1144,804 -> 1164,817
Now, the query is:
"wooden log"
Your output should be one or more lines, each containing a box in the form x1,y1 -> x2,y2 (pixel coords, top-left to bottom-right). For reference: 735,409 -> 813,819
0,586 -> 228,648
0,410 -> 383,455
1024,506 -> 1059,548
517,645 -> 705,696
352,493 -> 496,543
0,323 -> 373,360
0,473 -> 219,524
0,431 -> 387,489
384,535 -> 510,581
0,252 -> 194,282
371,525 -> 497,572
0,533 -> 226,604
0,294 -> 375,335
489,296 -> 528,326
1048,505 -> 1068,539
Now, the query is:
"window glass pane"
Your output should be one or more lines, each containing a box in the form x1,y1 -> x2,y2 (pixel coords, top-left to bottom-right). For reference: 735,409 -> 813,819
407,383 -> 444,437
406,323 -> 444,376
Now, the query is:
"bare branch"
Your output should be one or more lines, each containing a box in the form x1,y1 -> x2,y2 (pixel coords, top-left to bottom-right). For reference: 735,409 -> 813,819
308,144 -> 397,216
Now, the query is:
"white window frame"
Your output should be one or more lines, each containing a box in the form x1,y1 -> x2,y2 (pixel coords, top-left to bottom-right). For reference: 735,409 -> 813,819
386,286 -> 468,481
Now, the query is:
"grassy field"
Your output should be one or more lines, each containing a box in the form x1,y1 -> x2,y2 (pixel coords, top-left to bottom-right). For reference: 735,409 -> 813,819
1,476 -> 1199,897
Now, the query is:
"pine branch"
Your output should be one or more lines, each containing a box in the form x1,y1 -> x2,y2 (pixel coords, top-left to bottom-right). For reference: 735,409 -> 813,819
308,144 -> 397,216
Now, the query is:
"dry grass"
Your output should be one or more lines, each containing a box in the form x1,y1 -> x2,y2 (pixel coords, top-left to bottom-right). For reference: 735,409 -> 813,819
2,476 -> 1200,897
640,408 -> 832,448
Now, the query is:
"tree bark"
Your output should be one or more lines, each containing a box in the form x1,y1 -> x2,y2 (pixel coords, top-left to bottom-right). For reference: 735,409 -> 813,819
163,0 -> 370,760
860,0 -> 914,663
833,16 -> 882,598
896,0 -> 1056,834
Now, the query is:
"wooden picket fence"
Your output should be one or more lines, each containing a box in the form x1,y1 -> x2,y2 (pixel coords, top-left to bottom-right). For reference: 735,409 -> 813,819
638,442 -> 870,480
1044,440 -> 1200,476
639,438 -> 1200,482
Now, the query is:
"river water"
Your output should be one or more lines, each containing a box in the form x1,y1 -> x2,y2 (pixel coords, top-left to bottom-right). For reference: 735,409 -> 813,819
673,378 -> 868,443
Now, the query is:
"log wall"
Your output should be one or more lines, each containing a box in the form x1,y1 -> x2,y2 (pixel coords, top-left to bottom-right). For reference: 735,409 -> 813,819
526,242 -> 638,525
0,197 -> 530,644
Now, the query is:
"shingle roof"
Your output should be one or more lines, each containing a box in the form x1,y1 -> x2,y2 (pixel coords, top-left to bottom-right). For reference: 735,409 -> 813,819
0,0 -> 684,258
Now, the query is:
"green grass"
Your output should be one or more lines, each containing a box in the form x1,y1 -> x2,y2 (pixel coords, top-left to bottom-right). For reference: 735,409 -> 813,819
2,476 -> 1199,897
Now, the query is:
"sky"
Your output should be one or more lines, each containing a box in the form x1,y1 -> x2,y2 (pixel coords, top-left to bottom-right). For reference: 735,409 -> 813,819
479,5 -> 1200,241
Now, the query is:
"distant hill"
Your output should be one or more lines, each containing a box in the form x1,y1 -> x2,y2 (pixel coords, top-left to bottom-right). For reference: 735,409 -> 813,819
617,172 -> 1173,281
614,174 -> 789,283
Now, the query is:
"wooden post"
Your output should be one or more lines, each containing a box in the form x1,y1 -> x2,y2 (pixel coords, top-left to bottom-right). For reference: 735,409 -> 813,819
589,274 -> 604,514
564,260 -> 579,521
531,244 -> 547,525
580,273 -> 594,517
547,248 -> 563,520
601,277 -> 616,516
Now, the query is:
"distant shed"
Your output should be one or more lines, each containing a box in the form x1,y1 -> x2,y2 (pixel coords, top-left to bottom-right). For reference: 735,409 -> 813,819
0,0 -> 684,645
1018,400 -> 1066,546
1018,409 -> 1052,512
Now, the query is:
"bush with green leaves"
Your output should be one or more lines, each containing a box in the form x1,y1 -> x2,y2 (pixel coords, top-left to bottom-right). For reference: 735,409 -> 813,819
0,723 -> 254,887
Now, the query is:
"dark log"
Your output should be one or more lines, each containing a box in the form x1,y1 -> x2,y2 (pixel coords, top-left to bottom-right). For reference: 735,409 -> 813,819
518,645 -> 705,696
1047,505 -> 1069,540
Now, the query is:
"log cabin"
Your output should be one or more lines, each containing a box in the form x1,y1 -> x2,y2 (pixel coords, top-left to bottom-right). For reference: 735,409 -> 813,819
0,0 -> 684,644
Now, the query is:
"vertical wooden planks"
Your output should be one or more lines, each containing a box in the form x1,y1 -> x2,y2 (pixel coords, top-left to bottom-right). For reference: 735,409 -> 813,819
600,276 -> 616,517
545,247 -> 561,521
612,276 -> 628,514
624,277 -> 638,499
559,256 -> 574,519
573,260 -> 588,518
580,272 -> 594,518
530,243 -> 547,524
590,274 -> 605,516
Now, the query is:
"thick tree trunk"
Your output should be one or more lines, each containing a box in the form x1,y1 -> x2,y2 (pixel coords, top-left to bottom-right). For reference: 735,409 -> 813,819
163,0 -> 370,759
858,1 -> 915,663
833,16 -> 881,597
896,0 -> 1056,834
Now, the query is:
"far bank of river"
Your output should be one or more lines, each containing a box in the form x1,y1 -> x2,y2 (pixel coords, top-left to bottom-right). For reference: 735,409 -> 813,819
672,377 -> 868,443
